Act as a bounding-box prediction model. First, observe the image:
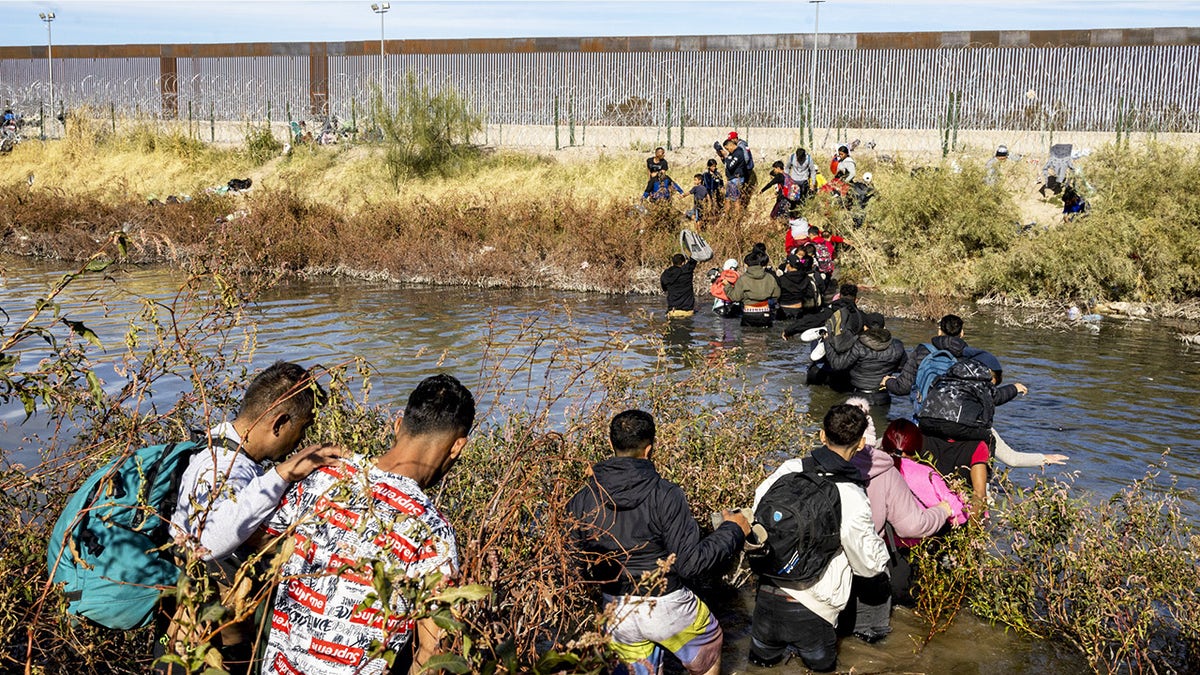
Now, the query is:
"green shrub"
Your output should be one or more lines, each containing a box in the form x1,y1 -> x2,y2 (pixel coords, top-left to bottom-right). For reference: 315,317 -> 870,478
242,124 -> 282,165
852,159 -> 1020,294
370,74 -> 483,184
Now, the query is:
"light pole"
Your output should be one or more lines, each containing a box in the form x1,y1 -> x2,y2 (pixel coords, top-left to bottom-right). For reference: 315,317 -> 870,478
371,3 -> 390,102
39,11 -> 55,132
808,0 -> 824,149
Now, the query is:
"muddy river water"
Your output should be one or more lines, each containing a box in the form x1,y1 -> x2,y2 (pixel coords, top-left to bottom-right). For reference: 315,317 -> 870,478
3,255 -> 1196,672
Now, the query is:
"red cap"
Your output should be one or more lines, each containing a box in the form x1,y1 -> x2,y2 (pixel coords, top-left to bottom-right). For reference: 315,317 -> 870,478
727,131 -> 738,140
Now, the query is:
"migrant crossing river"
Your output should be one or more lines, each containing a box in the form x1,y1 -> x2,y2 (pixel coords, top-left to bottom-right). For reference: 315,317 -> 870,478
4,256 -> 1196,672
1,255 -> 1195,516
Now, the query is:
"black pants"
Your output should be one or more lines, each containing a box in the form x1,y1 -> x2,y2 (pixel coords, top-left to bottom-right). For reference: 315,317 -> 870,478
749,586 -> 837,672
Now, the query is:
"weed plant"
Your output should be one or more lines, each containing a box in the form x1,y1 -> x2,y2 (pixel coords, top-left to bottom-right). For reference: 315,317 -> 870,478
242,124 -> 283,165
371,75 -> 484,184
910,468 -> 1199,673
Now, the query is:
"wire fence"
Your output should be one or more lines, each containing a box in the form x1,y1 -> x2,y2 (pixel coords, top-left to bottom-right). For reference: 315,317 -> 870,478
3,44 -> 1198,148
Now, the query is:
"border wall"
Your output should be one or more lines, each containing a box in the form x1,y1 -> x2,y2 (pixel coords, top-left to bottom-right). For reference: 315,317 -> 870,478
2,28 -> 1198,142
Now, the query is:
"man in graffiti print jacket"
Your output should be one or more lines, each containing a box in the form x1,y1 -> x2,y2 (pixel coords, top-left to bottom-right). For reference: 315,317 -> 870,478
261,374 -> 475,675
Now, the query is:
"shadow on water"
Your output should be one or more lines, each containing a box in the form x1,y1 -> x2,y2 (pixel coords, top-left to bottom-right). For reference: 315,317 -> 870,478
1,257 -> 1194,671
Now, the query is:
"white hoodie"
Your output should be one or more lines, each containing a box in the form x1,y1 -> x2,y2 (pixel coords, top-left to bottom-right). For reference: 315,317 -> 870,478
753,456 -> 889,624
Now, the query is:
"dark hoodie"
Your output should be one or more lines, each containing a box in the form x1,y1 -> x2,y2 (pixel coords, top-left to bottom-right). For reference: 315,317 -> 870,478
824,327 -> 908,403
884,334 -> 968,397
566,456 -> 744,596
660,258 -> 698,311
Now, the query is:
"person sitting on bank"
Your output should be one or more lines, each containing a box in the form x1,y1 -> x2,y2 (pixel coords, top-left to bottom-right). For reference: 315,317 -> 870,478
726,248 -> 779,328
661,253 -> 698,318
646,146 -> 669,176
643,170 -> 684,202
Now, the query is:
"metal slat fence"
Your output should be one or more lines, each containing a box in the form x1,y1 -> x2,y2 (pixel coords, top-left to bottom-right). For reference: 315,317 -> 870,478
2,44 -> 1197,138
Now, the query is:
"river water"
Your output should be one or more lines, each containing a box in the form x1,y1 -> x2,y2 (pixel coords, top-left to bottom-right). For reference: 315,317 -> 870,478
3,255 -> 1196,672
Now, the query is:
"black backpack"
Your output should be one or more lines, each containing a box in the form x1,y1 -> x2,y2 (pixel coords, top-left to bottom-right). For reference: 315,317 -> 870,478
748,456 -> 843,584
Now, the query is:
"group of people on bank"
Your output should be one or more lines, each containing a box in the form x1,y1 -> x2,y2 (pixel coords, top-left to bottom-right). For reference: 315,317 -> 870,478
640,133 -> 873,223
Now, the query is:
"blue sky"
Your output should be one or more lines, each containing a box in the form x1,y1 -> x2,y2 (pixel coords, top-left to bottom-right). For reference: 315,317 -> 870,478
1,1 -> 1197,46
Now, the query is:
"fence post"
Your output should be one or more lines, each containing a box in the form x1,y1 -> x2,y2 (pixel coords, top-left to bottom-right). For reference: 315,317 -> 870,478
267,100 -> 272,128
39,101 -> 45,140
679,98 -> 685,148
666,98 -> 673,151
951,90 -> 961,152
554,95 -> 560,151
941,92 -> 952,157
569,95 -> 575,147
351,97 -> 358,142
110,102 -> 116,134
188,100 -> 193,139
210,103 -> 215,143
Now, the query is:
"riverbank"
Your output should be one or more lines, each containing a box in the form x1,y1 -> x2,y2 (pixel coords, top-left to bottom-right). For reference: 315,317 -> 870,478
2,118 -> 1199,310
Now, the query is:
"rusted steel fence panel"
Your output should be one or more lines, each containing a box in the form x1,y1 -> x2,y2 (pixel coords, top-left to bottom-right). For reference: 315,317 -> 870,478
2,40 -> 1198,134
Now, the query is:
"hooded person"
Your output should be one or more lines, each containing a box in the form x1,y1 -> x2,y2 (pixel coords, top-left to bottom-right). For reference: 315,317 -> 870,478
775,253 -> 822,321
822,312 -> 907,405
567,410 -> 749,675
726,248 -> 780,328
710,258 -> 742,317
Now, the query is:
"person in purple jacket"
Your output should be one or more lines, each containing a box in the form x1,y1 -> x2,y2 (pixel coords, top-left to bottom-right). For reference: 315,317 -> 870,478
844,403 -> 956,643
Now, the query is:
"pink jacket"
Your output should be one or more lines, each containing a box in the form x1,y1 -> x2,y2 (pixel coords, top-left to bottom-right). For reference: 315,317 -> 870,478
896,456 -> 969,546
862,447 -> 948,541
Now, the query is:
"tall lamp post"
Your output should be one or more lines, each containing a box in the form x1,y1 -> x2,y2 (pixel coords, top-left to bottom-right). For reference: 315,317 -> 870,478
808,0 -> 824,149
39,11 -> 55,135
371,3 -> 390,101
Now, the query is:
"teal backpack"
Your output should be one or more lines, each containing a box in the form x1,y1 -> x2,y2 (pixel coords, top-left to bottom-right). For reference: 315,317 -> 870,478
47,440 -> 202,630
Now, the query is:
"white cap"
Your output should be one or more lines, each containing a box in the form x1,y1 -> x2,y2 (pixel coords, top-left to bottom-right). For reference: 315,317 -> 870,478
723,258 -> 739,271
996,145 -> 1009,156
862,172 -> 873,183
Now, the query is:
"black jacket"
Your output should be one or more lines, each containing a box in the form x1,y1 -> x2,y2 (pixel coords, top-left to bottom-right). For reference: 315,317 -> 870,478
884,335 -> 968,396
780,297 -> 863,350
567,457 -> 745,596
776,270 -> 821,308
824,328 -> 908,394
918,358 -> 1018,431
724,146 -> 749,182
660,258 -> 697,311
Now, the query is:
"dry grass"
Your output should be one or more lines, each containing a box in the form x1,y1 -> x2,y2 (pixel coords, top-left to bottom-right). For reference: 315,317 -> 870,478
5,122 -> 1200,305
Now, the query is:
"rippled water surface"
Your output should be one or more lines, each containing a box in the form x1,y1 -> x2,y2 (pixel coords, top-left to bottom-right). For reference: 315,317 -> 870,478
3,255 -> 1195,672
